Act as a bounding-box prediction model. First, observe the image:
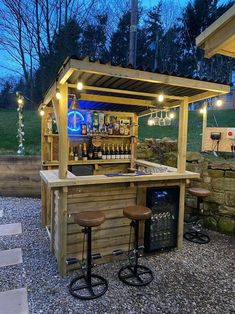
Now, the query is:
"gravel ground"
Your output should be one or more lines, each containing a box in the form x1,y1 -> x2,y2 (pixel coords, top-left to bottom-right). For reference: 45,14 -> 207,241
0,197 -> 234,314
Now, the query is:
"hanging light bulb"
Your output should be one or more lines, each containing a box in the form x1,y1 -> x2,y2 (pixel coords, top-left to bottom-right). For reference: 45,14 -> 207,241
199,107 -> 206,114
169,112 -> 175,119
40,109 -> 45,116
56,88 -> 61,100
77,81 -> 84,91
148,114 -> 155,126
158,94 -> 164,102
216,99 -> 223,107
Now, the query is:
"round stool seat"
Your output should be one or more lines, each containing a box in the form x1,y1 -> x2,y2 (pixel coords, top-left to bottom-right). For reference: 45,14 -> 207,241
74,211 -> 105,227
188,187 -> 210,198
123,205 -> 151,221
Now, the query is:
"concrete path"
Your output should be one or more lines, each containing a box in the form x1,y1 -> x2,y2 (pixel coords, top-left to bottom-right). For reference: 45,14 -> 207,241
0,223 -> 22,236
0,248 -> 23,267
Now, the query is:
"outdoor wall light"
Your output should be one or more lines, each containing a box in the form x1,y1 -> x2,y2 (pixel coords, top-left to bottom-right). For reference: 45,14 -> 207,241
77,81 -> 84,91
40,109 -> 45,116
158,94 -> 164,102
17,96 -> 24,105
56,88 -> 61,100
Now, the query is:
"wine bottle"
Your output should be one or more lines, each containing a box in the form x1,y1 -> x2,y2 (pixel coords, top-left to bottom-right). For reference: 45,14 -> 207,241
93,146 -> 98,159
115,144 -> 120,159
102,144 -> 106,160
128,144 -> 131,159
88,144 -> 93,160
97,146 -> 102,159
106,144 -> 111,160
124,144 -> 129,159
78,144 -> 82,160
82,143 -> 88,161
74,147 -> 78,161
120,143 -> 124,159
111,144 -> 116,159
70,146 -> 74,160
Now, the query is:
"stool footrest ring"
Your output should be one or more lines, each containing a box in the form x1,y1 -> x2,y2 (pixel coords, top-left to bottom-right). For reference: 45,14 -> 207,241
118,264 -> 153,286
69,274 -> 108,300
184,231 -> 210,244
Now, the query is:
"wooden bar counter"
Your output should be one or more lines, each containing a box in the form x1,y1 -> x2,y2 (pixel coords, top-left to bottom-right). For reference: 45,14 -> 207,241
40,160 -> 199,275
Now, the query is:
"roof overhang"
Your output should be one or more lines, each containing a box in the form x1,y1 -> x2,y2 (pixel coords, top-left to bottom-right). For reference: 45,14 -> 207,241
196,5 -> 235,58
40,57 -> 231,112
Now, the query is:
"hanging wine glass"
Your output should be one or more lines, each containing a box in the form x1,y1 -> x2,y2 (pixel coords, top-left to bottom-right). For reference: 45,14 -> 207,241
153,111 -> 160,126
159,110 -> 165,126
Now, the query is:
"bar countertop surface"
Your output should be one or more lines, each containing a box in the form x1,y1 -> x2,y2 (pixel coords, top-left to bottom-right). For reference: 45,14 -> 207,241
40,160 -> 200,188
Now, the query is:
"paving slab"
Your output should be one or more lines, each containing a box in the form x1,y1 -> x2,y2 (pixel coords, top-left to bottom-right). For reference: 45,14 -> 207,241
0,210 -> 3,218
0,223 -> 22,236
0,248 -> 22,268
0,288 -> 29,314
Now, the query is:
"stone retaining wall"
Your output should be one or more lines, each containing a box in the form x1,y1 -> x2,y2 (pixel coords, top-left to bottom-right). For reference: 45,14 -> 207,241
0,156 -> 41,198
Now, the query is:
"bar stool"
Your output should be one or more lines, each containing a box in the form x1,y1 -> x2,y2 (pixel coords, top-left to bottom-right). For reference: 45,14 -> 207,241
69,211 -> 108,300
118,205 -> 153,286
184,187 -> 210,244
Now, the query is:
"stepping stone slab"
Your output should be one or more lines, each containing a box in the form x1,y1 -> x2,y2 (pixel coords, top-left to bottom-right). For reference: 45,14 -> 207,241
0,223 -> 22,236
0,210 -> 3,218
0,288 -> 29,314
0,248 -> 22,268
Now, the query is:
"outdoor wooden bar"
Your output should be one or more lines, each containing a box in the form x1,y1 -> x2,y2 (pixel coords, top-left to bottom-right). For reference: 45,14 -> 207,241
39,56 -> 230,275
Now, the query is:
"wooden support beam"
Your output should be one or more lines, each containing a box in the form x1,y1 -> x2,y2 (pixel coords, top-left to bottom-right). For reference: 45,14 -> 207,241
67,59 -> 230,93
79,93 -> 155,107
58,84 -> 68,179
177,97 -> 189,173
68,84 -> 184,101
188,91 -> 228,104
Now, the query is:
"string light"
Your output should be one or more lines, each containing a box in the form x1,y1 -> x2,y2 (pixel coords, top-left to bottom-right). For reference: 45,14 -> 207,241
40,109 -> 45,116
199,107 -> 206,114
56,88 -> 61,100
158,94 -> 164,102
216,99 -> 223,107
77,81 -> 84,91
169,112 -> 175,119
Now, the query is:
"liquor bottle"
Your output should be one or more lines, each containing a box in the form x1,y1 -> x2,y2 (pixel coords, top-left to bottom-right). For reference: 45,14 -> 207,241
119,119 -> 125,135
124,144 -> 129,159
93,111 -> 99,133
81,123 -> 87,135
104,115 -> 110,134
98,113 -> 105,134
74,147 -> 78,161
93,146 -> 98,159
82,143 -> 88,161
106,144 -> 111,160
78,144 -> 82,160
120,143 -> 124,159
88,144 -> 93,160
70,146 -> 74,160
97,146 -> 102,159
102,144 -> 106,160
111,144 -> 116,159
115,144 -> 120,159
108,123 -> 113,135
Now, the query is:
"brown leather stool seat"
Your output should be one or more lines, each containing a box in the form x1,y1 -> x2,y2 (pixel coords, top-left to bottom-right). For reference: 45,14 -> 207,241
188,187 -> 210,198
123,205 -> 151,221
74,211 -> 105,227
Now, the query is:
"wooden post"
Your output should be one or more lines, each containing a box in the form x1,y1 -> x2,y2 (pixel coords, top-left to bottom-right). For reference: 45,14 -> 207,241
58,83 -> 68,179
177,97 -> 189,173
177,181 -> 185,248
201,102 -> 208,152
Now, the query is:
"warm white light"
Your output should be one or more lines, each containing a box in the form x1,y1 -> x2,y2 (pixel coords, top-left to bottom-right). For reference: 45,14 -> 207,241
158,94 -> 164,102
216,99 -> 223,107
18,97 -> 23,105
169,112 -> 175,119
199,107 -> 206,114
40,109 -> 45,116
148,115 -> 155,126
77,81 -> 84,91
56,88 -> 61,100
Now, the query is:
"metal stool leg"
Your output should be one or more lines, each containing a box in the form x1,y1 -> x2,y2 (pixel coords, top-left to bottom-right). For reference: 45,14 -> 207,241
69,227 -> 108,300
184,197 -> 210,245
118,220 -> 153,286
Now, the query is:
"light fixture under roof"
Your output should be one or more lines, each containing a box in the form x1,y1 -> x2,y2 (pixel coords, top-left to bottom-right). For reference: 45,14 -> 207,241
158,94 -> 164,102
56,88 -> 61,100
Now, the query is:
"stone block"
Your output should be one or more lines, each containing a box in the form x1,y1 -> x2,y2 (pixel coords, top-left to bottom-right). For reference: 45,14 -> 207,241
186,152 -> 204,162
207,170 -> 224,178
218,205 -> 235,216
207,192 -> 224,205
209,163 -> 231,170
203,176 -> 211,183
225,171 -> 235,178
217,217 -> 235,235
225,192 -> 235,207
212,178 -> 235,192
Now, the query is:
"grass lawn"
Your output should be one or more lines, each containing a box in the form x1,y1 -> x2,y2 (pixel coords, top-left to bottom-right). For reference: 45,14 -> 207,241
0,108 -> 234,155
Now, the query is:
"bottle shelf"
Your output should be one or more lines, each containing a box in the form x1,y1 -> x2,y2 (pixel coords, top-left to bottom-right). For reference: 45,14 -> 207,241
43,133 -> 133,138
42,159 -> 132,167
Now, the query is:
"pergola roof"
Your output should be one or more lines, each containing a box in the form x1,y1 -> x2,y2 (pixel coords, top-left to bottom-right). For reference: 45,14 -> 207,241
196,5 -> 235,58
41,56 -> 231,113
